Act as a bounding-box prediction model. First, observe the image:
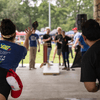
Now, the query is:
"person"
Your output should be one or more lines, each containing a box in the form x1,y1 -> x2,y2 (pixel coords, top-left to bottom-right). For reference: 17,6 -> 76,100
51,32 -> 58,63
79,34 -> 89,56
72,27 -> 81,54
66,31 -> 74,59
43,27 -> 52,63
54,27 -> 63,66
29,21 -> 40,70
80,19 -> 100,92
0,19 -> 32,100
61,31 -> 72,70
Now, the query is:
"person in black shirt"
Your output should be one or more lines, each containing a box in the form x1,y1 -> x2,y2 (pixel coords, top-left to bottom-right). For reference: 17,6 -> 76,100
43,27 -> 52,63
80,19 -> 100,92
55,27 -> 63,66
61,31 -> 72,70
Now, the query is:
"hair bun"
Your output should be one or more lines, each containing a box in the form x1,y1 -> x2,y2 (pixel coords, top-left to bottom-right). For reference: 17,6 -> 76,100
32,21 -> 38,30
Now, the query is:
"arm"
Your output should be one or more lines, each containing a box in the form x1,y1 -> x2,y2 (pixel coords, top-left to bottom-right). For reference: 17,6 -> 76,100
79,41 -> 84,48
24,27 -> 33,50
84,82 -> 100,92
38,39 -> 40,52
43,38 -> 50,42
73,38 -> 79,48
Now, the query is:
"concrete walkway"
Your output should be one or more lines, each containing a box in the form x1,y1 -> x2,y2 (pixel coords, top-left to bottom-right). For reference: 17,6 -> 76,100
8,63 -> 100,100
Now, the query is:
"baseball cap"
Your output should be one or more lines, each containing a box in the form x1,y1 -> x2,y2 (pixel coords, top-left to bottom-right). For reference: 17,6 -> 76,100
72,27 -> 77,31
6,69 -> 23,98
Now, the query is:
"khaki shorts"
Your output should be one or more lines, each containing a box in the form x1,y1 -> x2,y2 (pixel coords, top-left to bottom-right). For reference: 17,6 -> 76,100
57,49 -> 62,55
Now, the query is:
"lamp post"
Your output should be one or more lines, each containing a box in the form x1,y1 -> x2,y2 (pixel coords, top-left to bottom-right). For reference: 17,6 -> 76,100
49,0 -> 51,29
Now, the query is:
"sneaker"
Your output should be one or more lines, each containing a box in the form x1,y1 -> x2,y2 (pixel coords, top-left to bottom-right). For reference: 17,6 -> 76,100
29,68 -> 31,70
59,63 -> 61,66
62,67 -> 67,70
62,63 -> 65,66
43,63 -> 46,66
51,61 -> 53,63
33,67 -> 36,69
67,68 -> 70,71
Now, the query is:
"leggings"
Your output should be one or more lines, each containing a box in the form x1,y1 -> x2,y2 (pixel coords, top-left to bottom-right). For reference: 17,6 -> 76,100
62,52 -> 69,68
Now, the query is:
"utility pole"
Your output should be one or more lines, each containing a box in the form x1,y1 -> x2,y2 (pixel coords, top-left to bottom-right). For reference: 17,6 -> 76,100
49,0 -> 51,29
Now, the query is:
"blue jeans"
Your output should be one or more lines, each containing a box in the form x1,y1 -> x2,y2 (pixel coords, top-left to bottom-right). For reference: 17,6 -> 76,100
62,52 -> 69,68
47,48 -> 52,62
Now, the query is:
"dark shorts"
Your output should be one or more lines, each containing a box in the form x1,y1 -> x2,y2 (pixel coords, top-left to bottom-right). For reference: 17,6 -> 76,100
0,67 -> 11,100
57,49 -> 62,55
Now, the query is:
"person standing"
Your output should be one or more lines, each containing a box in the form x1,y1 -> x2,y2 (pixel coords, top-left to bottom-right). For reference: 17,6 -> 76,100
51,32 -> 58,63
0,19 -> 31,100
81,19 -> 100,92
61,31 -> 72,70
55,27 -> 63,66
43,27 -> 52,63
72,27 -> 81,54
29,21 -> 40,70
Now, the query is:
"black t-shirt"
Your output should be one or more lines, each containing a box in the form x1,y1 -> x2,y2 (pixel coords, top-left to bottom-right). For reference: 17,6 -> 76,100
55,34 -> 63,49
80,40 -> 100,83
43,34 -> 52,48
61,36 -> 71,52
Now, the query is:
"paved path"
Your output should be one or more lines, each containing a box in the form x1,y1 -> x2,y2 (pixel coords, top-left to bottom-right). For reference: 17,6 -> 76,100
8,63 -> 100,100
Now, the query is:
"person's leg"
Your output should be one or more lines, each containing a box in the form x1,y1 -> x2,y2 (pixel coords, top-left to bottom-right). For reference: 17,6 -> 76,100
33,47 -> 37,69
62,52 -> 67,70
65,52 -> 70,70
52,46 -> 57,62
47,48 -> 51,62
0,94 -> 6,100
57,49 -> 61,65
29,47 -> 34,70
70,47 -> 73,58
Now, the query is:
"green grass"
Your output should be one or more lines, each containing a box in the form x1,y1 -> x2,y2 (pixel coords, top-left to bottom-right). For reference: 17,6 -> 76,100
22,44 -> 75,64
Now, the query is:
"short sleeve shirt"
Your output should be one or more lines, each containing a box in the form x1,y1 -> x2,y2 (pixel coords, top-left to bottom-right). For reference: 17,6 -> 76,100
73,32 -> 81,46
29,33 -> 39,47
80,40 -> 100,83
55,34 -> 63,49
79,35 -> 89,52
61,36 -> 71,52
0,40 -> 27,71
43,34 -> 52,48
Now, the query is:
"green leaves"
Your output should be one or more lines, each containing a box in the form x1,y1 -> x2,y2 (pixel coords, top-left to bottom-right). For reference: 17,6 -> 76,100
0,0 -> 93,32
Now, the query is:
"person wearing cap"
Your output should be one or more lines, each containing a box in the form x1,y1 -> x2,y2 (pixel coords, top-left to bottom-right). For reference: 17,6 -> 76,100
29,21 -> 40,70
54,27 -> 63,66
43,27 -> 52,63
80,19 -> 100,92
72,27 -> 81,54
0,19 -> 32,100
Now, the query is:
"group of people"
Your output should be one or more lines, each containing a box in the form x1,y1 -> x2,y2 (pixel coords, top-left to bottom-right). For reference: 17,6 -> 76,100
0,18 -> 100,100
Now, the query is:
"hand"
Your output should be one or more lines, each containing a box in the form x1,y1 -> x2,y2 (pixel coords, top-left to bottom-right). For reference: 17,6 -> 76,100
57,39 -> 59,42
25,27 -> 33,38
81,45 -> 84,49
38,49 -> 40,52
72,44 -> 75,49
48,37 -> 51,41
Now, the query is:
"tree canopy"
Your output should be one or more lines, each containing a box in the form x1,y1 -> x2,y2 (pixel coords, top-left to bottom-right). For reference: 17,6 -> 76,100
0,0 -> 93,31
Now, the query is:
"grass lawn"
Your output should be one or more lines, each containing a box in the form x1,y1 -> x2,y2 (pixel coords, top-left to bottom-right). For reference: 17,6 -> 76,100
22,44 -> 75,64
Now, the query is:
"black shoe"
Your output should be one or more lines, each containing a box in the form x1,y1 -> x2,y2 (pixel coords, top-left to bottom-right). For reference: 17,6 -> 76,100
51,61 -> 53,63
62,67 -> 67,70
